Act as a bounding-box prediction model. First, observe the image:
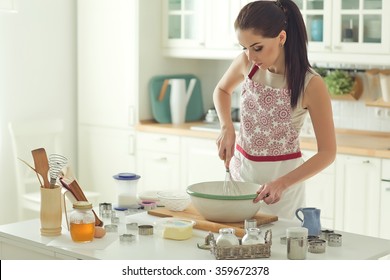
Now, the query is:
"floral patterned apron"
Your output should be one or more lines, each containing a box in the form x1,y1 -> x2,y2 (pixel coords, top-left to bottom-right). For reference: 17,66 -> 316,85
230,65 -> 305,220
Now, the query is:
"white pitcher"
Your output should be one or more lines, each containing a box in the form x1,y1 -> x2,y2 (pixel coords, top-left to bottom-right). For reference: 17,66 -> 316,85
168,78 -> 196,125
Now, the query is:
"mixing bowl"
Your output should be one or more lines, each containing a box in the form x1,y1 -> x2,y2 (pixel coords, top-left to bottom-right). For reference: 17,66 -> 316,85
157,191 -> 191,211
186,181 -> 262,222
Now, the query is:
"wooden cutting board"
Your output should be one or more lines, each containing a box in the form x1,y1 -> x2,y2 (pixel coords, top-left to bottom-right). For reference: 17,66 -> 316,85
147,205 -> 278,237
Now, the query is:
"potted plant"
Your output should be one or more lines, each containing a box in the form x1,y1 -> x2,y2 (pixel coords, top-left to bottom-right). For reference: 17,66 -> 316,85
323,70 -> 362,100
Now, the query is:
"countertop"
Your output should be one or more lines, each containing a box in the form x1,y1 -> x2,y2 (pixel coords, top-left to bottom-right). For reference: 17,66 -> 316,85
1,211 -> 390,260
136,120 -> 390,159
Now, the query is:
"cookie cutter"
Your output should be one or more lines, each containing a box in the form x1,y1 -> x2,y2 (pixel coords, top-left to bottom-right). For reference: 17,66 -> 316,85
328,233 -> 342,247
138,225 -> 154,235
120,234 -> 136,243
104,224 -> 118,233
308,239 -> 327,253
320,229 -> 334,241
126,222 -> 138,231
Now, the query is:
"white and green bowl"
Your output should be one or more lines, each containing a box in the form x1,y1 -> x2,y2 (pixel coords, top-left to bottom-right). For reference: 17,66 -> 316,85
186,181 -> 262,223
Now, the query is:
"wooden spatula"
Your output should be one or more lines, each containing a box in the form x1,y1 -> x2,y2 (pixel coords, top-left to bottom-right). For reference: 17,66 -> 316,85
31,148 -> 50,188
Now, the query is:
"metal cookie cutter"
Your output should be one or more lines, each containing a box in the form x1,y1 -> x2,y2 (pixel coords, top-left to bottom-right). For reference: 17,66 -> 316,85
320,229 -> 334,241
120,234 -> 136,243
104,224 -> 118,233
308,239 -> 327,253
328,233 -> 342,247
126,222 -> 138,231
138,225 -> 154,235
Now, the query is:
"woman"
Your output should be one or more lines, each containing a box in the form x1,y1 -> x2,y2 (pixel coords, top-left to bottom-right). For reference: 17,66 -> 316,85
213,0 -> 336,219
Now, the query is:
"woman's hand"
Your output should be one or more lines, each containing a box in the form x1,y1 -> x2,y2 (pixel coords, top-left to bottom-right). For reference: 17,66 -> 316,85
216,124 -> 236,168
253,179 -> 286,205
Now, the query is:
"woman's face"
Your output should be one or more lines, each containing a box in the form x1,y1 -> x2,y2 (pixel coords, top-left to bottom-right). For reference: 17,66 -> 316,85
236,28 -> 286,72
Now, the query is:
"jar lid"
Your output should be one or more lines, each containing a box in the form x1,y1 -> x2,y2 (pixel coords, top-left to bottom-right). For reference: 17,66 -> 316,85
73,201 -> 93,209
286,227 -> 308,238
219,228 -> 235,234
113,172 -> 141,181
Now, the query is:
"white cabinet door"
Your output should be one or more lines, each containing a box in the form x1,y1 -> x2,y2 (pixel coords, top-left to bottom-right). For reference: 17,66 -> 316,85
136,151 -> 181,192
334,154 -> 381,237
78,125 -> 136,204
181,137 -> 226,186
77,0 -> 137,127
136,132 -> 182,192
302,150 -> 336,229
379,159 -> 390,239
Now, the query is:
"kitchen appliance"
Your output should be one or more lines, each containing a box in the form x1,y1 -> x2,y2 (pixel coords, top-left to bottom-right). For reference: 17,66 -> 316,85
149,74 -> 204,123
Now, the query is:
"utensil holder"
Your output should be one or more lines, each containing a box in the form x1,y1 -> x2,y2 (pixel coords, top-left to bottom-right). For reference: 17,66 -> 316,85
40,186 -> 62,236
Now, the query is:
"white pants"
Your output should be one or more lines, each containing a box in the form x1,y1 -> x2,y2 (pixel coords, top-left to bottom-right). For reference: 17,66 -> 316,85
231,150 -> 306,220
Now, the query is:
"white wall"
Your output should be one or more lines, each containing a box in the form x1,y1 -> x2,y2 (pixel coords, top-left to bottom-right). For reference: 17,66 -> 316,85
0,0 -> 77,224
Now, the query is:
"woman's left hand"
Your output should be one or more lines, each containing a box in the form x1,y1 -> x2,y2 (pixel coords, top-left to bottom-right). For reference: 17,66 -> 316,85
253,181 -> 284,205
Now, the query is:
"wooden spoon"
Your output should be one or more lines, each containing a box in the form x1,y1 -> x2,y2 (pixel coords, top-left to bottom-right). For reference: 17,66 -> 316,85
60,177 -> 104,227
31,148 -> 50,188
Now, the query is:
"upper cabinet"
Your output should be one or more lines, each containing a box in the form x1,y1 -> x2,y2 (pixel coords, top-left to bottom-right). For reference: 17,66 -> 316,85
298,0 -> 390,65
162,0 -> 390,65
162,0 -> 245,59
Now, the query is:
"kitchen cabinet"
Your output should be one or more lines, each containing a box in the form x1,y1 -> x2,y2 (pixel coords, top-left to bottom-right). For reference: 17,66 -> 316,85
297,0 -> 390,64
77,0 -> 138,202
379,159 -> 390,239
181,137 -> 225,186
334,154 -> 381,237
162,0 -> 244,59
162,0 -> 390,64
136,132 -> 182,192
302,150 -> 336,229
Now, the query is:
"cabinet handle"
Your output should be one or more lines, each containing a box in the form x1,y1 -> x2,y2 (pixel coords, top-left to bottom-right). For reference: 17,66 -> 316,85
362,160 -> 370,164
333,45 -> 342,50
155,157 -> 168,162
382,179 -> 390,183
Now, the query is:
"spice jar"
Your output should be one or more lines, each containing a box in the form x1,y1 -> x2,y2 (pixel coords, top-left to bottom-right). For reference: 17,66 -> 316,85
70,201 -> 95,242
286,227 -> 308,260
242,228 -> 263,245
216,228 -> 239,247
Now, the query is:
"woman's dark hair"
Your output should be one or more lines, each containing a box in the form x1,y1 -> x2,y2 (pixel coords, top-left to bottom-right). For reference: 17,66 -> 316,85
234,0 -> 311,109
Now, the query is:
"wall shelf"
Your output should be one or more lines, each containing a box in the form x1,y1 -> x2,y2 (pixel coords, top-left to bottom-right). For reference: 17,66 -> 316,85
365,98 -> 390,108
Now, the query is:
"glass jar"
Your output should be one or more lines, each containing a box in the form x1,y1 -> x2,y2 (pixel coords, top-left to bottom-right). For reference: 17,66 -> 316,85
70,201 -> 95,243
242,227 -> 263,245
216,228 -> 239,247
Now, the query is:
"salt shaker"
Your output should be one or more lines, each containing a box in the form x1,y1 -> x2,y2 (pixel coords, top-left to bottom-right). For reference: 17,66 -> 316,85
242,227 -> 263,245
286,227 -> 308,260
216,228 -> 239,246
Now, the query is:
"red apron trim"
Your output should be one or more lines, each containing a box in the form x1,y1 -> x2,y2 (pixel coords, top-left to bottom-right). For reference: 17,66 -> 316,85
248,65 -> 259,79
236,144 -> 302,162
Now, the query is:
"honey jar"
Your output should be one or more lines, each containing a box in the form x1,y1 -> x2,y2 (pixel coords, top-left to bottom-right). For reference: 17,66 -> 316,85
70,201 -> 95,242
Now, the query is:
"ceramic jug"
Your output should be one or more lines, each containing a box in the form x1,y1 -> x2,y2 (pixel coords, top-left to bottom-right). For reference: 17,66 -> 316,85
295,207 -> 321,236
169,78 -> 196,125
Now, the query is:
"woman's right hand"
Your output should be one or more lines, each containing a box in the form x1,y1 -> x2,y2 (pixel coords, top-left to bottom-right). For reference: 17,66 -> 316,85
216,124 -> 236,168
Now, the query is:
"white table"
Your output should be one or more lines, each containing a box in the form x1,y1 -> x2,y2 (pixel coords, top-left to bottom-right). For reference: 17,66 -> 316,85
1,212 -> 390,260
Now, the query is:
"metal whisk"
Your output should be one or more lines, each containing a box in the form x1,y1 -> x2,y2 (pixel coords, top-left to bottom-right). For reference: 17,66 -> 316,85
48,153 -> 68,188
222,167 -> 241,196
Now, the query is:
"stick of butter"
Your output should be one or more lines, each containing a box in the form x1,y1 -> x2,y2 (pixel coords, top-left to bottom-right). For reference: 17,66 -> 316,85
162,219 -> 194,240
